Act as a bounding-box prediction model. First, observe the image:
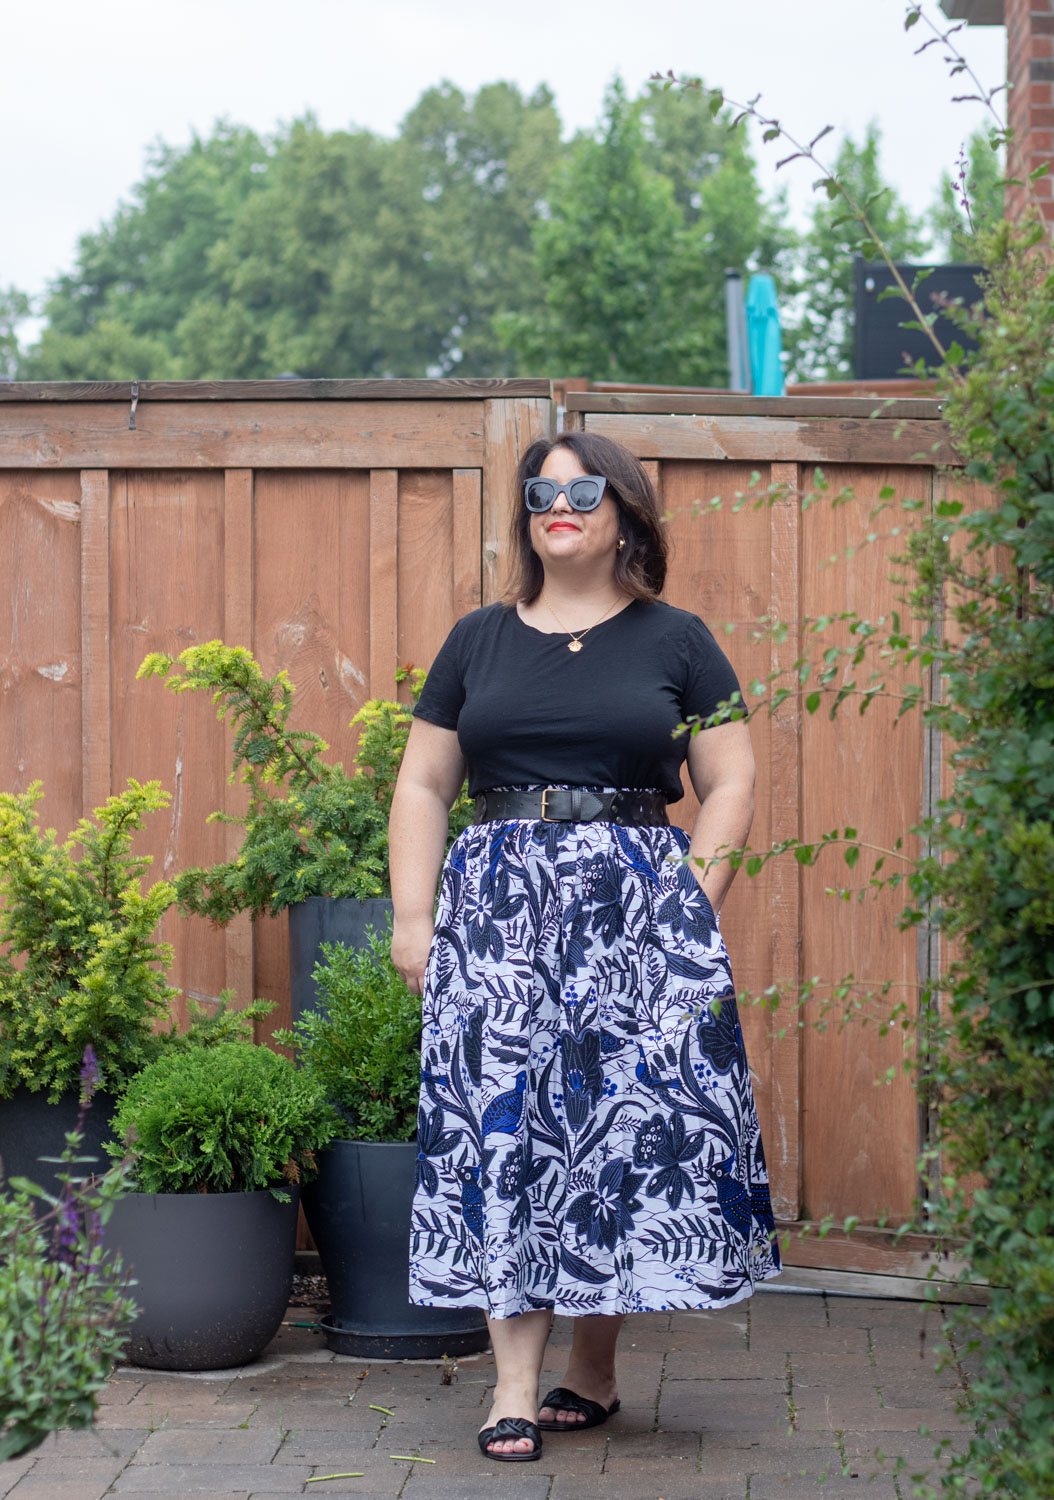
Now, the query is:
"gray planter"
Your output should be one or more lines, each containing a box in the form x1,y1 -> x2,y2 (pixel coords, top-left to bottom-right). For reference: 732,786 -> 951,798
0,1088 -> 118,1202
105,1188 -> 299,1370
303,1139 -> 489,1359
288,896 -> 394,1024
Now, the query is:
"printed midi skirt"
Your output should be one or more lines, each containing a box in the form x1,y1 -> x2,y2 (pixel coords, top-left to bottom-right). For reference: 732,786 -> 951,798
408,807 -> 782,1317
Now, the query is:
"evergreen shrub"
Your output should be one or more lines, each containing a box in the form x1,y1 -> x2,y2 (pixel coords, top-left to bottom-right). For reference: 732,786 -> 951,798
275,925 -> 421,1143
109,1042 -> 340,1198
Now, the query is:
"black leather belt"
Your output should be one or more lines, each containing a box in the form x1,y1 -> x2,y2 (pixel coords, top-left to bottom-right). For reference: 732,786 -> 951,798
474,787 -> 669,826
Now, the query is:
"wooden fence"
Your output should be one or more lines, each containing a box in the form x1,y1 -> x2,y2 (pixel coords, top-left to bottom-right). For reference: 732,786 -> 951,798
0,380 -> 975,1289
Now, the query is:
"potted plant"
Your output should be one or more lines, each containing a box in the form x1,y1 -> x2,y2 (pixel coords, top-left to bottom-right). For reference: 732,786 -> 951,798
276,926 -> 489,1359
0,781 -> 177,1198
104,1039 -> 340,1371
137,643 -> 472,1020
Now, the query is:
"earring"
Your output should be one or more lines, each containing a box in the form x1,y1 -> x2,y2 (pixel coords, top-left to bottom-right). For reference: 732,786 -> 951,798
617,537 -> 626,552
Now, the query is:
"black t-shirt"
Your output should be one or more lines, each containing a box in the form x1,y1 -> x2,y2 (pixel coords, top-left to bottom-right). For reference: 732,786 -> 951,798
412,600 -> 741,804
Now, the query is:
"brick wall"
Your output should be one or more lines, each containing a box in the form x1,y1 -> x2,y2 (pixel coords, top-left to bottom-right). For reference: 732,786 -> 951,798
1005,0 -> 1054,222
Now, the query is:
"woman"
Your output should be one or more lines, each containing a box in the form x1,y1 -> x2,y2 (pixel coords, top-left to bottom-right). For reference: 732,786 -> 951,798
388,431 -> 781,1463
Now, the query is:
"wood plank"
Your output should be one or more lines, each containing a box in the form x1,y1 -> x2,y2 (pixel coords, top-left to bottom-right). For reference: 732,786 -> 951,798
223,470 -> 255,1017
767,461 -> 803,1223
757,1266 -> 987,1305
567,391 -> 944,419
775,1218 -> 976,1286
250,469 -> 372,1045
0,470 -> 83,836
108,471 -> 229,1032
0,378 -> 552,403
580,412 -> 958,466
396,471 -> 459,693
80,469 -> 111,815
452,470 -> 482,620
799,463 -> 930,1225
481,397 -> 555,604
659,459 -> 779,1225
369,470 -> 398,700
0,401 -> 486,469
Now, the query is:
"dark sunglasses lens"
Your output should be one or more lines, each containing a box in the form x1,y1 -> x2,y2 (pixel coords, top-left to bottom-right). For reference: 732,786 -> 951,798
568,478 -> 604,511
524,479 -> 555,511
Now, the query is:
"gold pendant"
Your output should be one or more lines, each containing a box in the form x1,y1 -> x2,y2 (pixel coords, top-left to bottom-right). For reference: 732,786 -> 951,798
568,640 -> 583,653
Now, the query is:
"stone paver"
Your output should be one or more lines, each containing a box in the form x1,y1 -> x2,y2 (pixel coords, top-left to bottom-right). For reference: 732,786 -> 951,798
0,1288 -> 990,1498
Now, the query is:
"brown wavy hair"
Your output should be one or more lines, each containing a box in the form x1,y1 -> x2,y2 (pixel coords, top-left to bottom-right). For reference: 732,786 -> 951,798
502,431 -> 668,605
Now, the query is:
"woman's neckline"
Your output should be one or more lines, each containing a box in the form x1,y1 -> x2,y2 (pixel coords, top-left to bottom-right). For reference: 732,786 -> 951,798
511,596 -> 641,640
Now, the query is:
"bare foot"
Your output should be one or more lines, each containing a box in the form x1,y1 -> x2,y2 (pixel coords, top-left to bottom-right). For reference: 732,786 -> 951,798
479,1382 -> 539,1456
538,1365 -> 619,1425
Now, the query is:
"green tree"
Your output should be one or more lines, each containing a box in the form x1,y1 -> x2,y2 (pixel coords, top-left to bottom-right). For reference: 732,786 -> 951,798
20,124 -> 267,380
18,87 -> 563,381
783,122 -> 929,381
0,287 -> 30,379
930,127 -> 1005,260
499,80 -> 786,384
176,87 -> 563,378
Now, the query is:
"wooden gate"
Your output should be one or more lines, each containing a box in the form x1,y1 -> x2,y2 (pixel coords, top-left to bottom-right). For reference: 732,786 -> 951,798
0,380 -> 977,1294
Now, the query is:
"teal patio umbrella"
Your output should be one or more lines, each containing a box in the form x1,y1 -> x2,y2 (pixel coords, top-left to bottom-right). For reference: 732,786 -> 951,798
745,273 -> 785,396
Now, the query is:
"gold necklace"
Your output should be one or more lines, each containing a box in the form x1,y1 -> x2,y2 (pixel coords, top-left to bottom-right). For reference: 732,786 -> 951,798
541,594 -> 623,653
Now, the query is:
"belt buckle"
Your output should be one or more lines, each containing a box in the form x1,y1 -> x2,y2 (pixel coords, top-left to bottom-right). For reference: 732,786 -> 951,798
540,786 -> 558,822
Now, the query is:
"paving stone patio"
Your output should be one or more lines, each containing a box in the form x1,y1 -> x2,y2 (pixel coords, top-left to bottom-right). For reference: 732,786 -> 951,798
0,1287 -> 984,1500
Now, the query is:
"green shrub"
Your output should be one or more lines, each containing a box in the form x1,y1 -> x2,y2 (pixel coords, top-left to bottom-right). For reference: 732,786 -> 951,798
109,1042 -> 340,1198
0,781 -> 177,1101
137,644 -> 473,917
275,926 -> 421,1143
0,1059 -> 137,1461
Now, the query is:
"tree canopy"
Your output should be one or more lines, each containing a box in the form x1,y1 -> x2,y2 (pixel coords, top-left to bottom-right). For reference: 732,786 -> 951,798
12,88 -> 979,387
498,81 -> 790,386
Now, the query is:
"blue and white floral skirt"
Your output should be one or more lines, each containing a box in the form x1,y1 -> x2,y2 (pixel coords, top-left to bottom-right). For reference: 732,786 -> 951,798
408,805 -> 782,1318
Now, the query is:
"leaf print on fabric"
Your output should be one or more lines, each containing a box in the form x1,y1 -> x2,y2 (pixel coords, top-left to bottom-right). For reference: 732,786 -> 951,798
409,817 -> 782,1317
633,1113 -> 668,1168
415,1105 -> 463,1198
657,864 -> 717,944
642,1113 -> 707,1209
581,854 -> 626,947
565,1158 -> 646,1253
495,1136 -> 548,1233
559,898 -> 590,981
463,1006 -> 484,1085
697,991 -> 743,1074
560,1030 -> 605,1128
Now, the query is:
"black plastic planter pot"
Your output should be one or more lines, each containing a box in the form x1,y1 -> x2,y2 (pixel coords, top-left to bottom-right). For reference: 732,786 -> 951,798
105,1188 -> 299,1370
0,1088 -> 118,1202
303,1139 -> 489,1359
288,896 -> 394,1024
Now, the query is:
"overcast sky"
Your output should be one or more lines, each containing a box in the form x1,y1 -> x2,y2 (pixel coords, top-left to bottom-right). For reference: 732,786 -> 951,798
4,0 -> 1006,307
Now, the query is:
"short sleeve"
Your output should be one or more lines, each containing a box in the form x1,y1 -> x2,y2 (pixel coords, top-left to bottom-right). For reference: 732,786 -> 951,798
413,618 -> 467,730
679,615 -> 743,726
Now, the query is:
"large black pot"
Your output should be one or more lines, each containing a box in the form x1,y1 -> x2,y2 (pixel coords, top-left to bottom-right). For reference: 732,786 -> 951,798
288,896 -> 394,1024
303,1139 -> 489,1359
0,1088 -> 118,1201
105,1188 -> 299,1370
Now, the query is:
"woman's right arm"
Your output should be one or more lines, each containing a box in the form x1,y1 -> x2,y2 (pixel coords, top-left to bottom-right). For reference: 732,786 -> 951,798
388,717 -> 467,994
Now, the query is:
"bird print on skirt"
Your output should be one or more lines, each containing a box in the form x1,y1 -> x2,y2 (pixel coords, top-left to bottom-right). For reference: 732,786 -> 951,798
409,807 -> 782,1317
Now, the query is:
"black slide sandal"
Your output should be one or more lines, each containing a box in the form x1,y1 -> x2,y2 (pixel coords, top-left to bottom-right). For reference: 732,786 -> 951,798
537,1385 -> 621,1431
477,1417 -> 543,1461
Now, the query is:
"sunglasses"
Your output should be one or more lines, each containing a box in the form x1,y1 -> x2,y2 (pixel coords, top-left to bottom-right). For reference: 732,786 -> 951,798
523,474 -> 609,513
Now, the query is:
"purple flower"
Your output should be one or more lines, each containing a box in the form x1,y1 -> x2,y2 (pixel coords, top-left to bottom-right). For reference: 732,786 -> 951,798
79,1044 -> 100,1105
